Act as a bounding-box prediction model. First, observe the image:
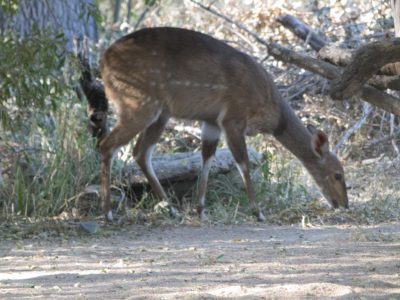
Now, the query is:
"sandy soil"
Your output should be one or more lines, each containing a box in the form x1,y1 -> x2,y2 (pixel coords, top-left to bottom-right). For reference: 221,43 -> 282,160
0,222 -> 399,299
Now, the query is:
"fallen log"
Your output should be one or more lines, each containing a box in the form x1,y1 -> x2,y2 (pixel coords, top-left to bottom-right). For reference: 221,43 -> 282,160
122,147 -> 262,187
74,147 -> 263,215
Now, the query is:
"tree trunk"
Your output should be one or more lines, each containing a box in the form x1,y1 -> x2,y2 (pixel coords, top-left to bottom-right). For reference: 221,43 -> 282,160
391,0 -> 400,74
0,0 -> 98,50
329,38 -> 400,100
113,0 -> 122,24
126,0 -> 133,23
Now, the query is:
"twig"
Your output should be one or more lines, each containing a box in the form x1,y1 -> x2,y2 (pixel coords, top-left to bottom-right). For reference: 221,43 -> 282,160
277,14 -> 326,51
269,43 -> 400,115
189,0 -> 269,47
390,113 -> 400,156
370,130 -> 400,145
334,102 -> 372,153
134,6 -> 150,30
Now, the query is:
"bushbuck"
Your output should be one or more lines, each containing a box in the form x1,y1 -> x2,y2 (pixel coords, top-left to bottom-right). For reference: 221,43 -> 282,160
99,27 -> 348,222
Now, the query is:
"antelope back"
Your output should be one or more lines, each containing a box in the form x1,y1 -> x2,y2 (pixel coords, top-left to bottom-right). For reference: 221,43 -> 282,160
100,27 -> 282,132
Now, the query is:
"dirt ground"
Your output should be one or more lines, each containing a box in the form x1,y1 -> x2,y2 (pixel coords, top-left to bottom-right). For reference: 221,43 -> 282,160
0,222 -> 399,299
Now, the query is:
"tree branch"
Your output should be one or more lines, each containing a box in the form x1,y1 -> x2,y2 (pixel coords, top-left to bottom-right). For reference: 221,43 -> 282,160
189,0 -> 270,47
330,38 -> 400,100
268,43 -> 400,115
277,14 -> 326,51
268,43 -> 339,79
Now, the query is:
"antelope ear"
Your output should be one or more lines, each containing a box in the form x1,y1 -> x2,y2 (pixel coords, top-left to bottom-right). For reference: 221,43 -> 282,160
311,130 -> 330,159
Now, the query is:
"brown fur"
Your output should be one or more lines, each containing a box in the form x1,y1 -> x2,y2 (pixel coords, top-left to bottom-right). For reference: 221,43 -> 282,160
99,27 -> 349,221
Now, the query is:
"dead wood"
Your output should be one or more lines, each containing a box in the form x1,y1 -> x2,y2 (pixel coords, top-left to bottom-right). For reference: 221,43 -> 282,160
269,43 -> 400,115
318,45 -> 354,66
318,45 -> 400,90
122,148 -> 262,187
367,75 -> 400,90
277,14 -> 326,51
330,38 -> 400,100
190,2 -> 400,115
389,0 -> 400,75
319,44 -> 400,76
269,43 -> 339,79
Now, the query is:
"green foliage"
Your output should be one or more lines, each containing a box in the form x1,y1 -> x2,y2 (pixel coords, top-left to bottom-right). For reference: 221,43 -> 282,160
80,1 -> 103,25
0,29 -> 67,129
145,0 -> 157,7
0,26 -> 98,219
0,100 -> 99,218
0,0 -> 19,15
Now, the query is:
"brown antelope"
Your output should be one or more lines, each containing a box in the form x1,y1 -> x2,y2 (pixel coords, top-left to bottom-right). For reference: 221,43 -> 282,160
99,27 -> 348,222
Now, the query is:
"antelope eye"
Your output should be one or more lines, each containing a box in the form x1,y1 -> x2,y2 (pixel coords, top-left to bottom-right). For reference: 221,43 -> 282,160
334,173 -> 343,181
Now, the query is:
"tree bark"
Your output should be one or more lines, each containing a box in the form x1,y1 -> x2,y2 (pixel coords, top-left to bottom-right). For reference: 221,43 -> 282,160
329,38 -> 400,100
126,0 -> 133,23
122,148 -> 262,186
0,0 -> 98,50
318,45 -> 354,66
277,14 -> 326,51
319,44 -> 400,76
113,0 -> 122,23
390,0 -> 400,74
269,43 -> 400,115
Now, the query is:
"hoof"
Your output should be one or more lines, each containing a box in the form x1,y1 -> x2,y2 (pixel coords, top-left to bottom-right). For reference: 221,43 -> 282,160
197,206 -> 208,222
199,211 -> 209,222
255,211 -> 265,222
169,206 -> 179,218
105,210 -> 113,222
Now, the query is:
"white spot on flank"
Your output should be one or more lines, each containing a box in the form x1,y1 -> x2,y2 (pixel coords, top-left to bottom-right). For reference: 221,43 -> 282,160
171,80 -> 182,85
211,84 -> 227,90
151,50 -> 157,56
150,81 -> 156,86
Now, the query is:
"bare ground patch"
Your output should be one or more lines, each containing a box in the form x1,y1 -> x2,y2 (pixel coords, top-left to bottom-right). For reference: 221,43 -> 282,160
0,223 -> 399,299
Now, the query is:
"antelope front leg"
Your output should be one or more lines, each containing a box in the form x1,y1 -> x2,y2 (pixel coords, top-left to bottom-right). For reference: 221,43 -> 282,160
100,120 -> 149,222
100,149 -> 113,221
222,119 -> 265,222
197,122 -> 221,220
133,112 -> 169,201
